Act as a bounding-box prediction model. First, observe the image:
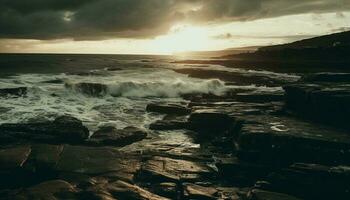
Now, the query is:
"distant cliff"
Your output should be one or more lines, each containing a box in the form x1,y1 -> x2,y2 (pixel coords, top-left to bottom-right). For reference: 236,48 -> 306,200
223,31 -> 350,63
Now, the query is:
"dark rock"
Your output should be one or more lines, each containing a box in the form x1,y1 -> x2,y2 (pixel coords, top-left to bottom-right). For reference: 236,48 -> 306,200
65,82 -> 108,97
106,67 -> 123,71
14,180 -> 77,199
236,115 -> 350,165
188,109 -> 236,135
173,68 -> 292,87
260,163 -> 350,200
139,156 -> 214,183
0,146 -> 31,170
149,117 -> 188,131
82,180 -> 170,200
0,116 -> 89,144
56,145 -> 141,175
216,157 -> 273,186
87,126 -> 147,147
302,72 -> 350,82
283,83 -> 350,129
146,103 -> 191,115
247,189 -> 302,200
234,93 -> 284,103
0,87 -> 27,97
42,79 -> 64,84
152,182 -> 178,199
28,144 -> 64,169
183,183 -> 218,200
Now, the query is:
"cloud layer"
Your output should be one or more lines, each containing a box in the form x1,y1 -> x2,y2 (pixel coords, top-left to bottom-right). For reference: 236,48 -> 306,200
0,0 -> 349,40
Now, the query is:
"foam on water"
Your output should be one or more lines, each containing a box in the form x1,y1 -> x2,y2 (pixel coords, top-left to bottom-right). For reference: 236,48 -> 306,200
0,61 -> 288,130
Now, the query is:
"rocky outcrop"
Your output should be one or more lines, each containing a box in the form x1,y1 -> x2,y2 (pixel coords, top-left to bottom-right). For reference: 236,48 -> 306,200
283,73 -> 350,129
80,180 -> 170,200
236,115 -> 350,165
139,156 -> 215,183
256,163 -> 350,199
0,116 -> 89,144
13,180 -> 77,199
188,109 -> 236,135
87,126 -> 147,147
301,72 -> 350,82
146,103 -> 191,115
149,115 -> 189,131
183,183 -> 218,200
173,68 -> 295,87
0,87 -> 27,97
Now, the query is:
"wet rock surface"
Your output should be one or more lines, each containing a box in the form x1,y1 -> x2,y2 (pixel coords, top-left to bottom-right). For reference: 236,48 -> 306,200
146,103 -> 191,115
283,72 -> 350,129
87,126 -> 148,147
0,116 -> 89,144
1,71 -> 350,199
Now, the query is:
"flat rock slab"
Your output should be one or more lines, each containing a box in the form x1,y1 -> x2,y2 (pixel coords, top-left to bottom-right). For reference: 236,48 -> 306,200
140,156 -> 215,182
283,82 -> 350,129
173,68 -> 294,87
261,163 -> 350,199
0,116 -> 89,144
88,126 -> 147,147
83,180 -> 170,200
146,103 -> 191,115
188,109 -> 236,134
301,72 -> 350,82
215,156 -> 273,186
183,183 -> 218,200
247,189 -> 302,200
0,146 -> 31,170
237,115 -> 350,165
56,145 -> 141,175
13,180 -> 77,199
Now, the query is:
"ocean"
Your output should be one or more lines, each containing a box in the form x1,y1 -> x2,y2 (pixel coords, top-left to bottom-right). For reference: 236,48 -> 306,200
0,54 -> 298,132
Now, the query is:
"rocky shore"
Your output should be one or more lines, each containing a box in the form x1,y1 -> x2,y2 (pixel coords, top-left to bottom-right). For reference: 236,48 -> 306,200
1,70 -> 350,200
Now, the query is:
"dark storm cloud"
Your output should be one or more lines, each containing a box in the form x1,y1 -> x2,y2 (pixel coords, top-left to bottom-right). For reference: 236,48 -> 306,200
0,0 -> 349,40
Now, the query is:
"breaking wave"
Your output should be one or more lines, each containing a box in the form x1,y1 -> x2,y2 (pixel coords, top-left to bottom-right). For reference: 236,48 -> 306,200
67,79 -> 229,98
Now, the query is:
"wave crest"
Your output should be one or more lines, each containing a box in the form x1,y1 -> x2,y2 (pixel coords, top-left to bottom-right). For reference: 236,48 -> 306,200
67,79 -> 228,98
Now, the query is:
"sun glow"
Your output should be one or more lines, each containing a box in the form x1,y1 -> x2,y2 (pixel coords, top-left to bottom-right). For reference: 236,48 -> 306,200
152,24 -> 209,54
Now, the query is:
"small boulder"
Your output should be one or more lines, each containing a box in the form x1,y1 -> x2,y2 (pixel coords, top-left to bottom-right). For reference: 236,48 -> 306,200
149,117 -> 188,130
183,183 -> 218,200
88,126 -> 147,147
146,104 -> 191,115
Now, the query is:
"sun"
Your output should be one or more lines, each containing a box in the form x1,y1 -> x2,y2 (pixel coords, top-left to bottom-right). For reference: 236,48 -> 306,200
152,24 -> 209,54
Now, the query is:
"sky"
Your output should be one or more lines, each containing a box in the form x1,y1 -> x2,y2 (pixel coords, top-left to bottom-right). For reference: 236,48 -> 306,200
0,0 -> 350,54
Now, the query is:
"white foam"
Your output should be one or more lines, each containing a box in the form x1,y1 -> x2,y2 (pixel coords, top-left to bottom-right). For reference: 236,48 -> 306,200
0,63 -> 289,130
107,79 -> 227,98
